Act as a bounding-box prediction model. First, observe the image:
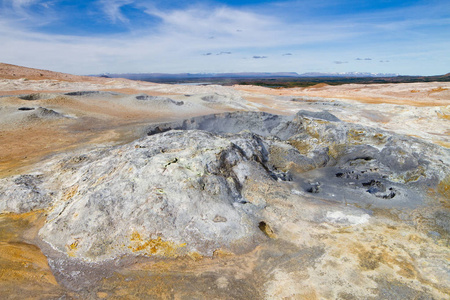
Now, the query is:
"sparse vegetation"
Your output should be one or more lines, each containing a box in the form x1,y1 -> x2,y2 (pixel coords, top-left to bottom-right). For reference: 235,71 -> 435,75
137,73 -> 450,88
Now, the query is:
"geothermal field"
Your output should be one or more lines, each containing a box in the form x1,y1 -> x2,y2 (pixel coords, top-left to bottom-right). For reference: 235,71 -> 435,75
0,63 -> 449,299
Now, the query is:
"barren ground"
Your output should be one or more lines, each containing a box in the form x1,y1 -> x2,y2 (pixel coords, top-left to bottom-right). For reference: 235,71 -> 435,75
0,63 -> 449,299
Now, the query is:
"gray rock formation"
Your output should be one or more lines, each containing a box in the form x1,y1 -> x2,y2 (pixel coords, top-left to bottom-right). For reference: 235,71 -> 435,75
295,109 -> 341,122
145,111 -> 302,140
135,94 -> 184,106
17,93 -> 58,100
0,174 -> 53,213
33,107 -> 65,119
38,130 -> 272,261
2,111 -> 449,254
0,110 -> 449,296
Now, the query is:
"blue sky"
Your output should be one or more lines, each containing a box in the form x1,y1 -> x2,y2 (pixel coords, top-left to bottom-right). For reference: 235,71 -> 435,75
0,0 -> 449,75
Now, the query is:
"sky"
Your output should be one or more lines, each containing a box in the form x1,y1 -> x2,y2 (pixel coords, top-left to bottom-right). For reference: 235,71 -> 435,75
0,0 -> 449,75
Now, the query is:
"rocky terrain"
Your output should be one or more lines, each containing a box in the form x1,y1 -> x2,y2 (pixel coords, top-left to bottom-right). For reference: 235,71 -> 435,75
0,64 -> 449,299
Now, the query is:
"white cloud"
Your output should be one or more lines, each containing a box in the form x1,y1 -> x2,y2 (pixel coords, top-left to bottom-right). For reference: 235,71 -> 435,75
3,0 -> 56,25
9,0 -> 38,9
141,6 -> 355,51
0,2 -> 449,75
146,6 -> 277,35
98,0 -> 134,24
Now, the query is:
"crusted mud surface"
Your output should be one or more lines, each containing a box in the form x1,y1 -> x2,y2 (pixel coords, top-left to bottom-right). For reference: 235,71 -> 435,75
0,65 -> 449,299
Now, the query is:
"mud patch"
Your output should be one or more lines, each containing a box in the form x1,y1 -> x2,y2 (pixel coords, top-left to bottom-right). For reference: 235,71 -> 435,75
17,93 -> 56,100
17,107 -> 35,111
64,91 -> 119,97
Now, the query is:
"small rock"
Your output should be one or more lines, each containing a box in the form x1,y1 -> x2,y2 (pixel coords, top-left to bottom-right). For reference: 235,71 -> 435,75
213,215 -> 227,223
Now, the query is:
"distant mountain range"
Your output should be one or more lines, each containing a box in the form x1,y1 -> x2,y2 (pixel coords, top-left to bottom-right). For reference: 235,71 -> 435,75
96,71 -> 400,80
298,72 -> 399,77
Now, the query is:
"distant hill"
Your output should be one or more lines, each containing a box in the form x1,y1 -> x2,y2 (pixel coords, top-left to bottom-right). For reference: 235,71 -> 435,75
97,72 -> 300,80
96,71 -> 449,87
0,62 -> 128,83
98,71 -> 400,81
1,63 -> 448,87
0,62 -> 92,81
298,72 -> 399,77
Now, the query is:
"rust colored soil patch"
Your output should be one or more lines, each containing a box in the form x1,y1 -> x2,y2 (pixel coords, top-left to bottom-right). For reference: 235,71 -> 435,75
0,119 -> 147,178
0,241 -> 64,298
234,84 -> 450,107
333,95 -> 449,107
309,83 -> 329,88
0,211 -> 67,298
0,122 -> 81,177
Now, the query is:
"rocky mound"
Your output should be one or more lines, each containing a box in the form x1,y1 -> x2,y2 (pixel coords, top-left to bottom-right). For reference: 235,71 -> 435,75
0,110 -> 448,295
135,94 -> 184,106
18,93 -> 58,101
0,105 -> 68,129
10,107 -> 68,123
2,110 -> 448,250
146,111 -> 300,139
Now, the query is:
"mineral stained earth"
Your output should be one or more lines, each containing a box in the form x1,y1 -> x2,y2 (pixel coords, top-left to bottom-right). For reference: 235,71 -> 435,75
0,63 -> 449,299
